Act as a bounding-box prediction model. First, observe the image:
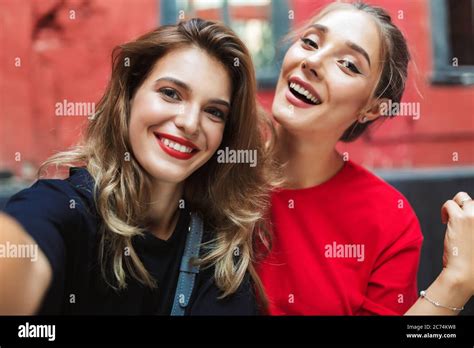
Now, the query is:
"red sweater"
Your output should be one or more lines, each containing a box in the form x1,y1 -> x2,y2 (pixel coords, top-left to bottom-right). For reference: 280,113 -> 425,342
256,160 -> 423,315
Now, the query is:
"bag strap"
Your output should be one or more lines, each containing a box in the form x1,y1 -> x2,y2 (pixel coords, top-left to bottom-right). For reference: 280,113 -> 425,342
170,212 -> 203,316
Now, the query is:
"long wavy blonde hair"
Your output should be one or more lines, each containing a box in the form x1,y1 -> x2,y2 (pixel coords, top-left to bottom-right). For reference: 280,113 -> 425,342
40,18 -> 278,306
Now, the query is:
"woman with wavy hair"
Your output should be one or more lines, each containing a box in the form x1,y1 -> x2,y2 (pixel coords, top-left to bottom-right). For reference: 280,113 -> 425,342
256,1 -> 474,315
0,18 -> 275,315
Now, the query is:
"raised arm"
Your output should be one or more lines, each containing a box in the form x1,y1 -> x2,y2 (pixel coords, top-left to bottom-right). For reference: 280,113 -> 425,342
405,192 -> 473,315
0,212 -> 52,314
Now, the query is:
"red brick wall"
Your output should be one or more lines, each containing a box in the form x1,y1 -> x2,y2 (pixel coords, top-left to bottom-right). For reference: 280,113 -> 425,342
284,0 -> 474,169
0,0 -> 158,175
1,0 -> 472,177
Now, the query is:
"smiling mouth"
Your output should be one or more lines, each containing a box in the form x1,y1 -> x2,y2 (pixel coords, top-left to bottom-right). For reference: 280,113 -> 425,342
158,136 -> 195,154
154,132 -> 200,160
288,82 -> 322,105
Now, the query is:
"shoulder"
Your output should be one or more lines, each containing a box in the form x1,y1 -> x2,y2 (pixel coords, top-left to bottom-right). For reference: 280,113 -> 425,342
344,161 -> 423,242
3,167 -> 98,273
5,167 -> 95,224
345,160 -> 417,213
344,160 -> 403,196
3,168 -> 99,314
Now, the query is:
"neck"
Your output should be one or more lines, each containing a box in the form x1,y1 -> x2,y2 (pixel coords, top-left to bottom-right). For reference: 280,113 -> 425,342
145,180 -> 184,240
276,124 -> 344,189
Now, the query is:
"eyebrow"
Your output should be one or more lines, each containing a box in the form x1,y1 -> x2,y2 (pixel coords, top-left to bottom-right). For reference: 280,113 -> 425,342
208,99 -> 230,109
306,24 -> 372,67
155,77 -> 231,108
155,77 -> 191,92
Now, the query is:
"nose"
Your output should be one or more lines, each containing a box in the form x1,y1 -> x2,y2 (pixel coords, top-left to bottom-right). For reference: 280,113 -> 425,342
174,103 -> 200,136
302,50 -> 326,80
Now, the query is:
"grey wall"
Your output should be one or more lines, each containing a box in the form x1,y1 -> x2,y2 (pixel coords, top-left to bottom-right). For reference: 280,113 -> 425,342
382,167 -> 474,315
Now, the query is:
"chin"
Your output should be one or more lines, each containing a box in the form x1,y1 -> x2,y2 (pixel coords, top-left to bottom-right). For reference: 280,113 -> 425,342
152,169 -> 189,184
142,160 -> 191,184
272,104 -> 298,131
272,99 -> 290,122
272,113 -> 288,129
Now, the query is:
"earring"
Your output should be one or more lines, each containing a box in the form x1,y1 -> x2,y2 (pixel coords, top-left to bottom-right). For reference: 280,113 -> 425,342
359,116 -> 368,123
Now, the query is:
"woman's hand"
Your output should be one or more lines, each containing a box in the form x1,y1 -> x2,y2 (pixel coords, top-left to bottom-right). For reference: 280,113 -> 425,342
440,192 -> 474,296
405,192 -> 473,315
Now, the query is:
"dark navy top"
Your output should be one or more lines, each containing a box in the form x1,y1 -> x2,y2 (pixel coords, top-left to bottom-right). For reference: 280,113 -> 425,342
4,168 -> 257,315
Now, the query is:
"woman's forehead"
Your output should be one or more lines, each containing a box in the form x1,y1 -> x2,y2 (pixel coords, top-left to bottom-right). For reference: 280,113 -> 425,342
312,10 -> 382,67
148,47 -> 232,99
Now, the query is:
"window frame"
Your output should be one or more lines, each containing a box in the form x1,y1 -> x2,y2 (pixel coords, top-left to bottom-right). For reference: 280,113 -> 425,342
430,0 -> 474,85
159,0 -> 289,89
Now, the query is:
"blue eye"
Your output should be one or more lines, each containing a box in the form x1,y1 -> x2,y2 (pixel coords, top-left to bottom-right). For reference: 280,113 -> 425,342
206,108 -> 226,121
300,37 -> 319,49
339,60 -> 361,74
159,87 -> 181,100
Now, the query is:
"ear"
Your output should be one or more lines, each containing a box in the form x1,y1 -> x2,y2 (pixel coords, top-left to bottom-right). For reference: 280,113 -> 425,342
358,98 -> 390,123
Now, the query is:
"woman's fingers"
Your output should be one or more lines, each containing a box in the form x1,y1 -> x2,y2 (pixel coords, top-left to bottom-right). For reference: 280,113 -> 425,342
441,199 -> 463,224
440,192 -> 474,295
441,192 -> 473,224
453,192 -> 473,211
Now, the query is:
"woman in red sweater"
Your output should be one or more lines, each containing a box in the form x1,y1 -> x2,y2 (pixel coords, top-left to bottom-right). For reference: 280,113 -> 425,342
257,1 -> 474,315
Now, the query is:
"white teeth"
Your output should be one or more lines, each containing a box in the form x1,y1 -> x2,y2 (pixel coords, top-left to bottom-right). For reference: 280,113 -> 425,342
289,82 -> 321,104
159,137 -> 194,154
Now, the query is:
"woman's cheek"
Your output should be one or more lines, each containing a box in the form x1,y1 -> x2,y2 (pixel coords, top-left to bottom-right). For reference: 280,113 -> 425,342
280,45 -> 300,71
329,74 -> 367,103
203,121 -> 225,154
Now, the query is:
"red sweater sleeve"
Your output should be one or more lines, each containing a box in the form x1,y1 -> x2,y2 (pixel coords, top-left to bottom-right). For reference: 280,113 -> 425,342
356,213 -> 423,315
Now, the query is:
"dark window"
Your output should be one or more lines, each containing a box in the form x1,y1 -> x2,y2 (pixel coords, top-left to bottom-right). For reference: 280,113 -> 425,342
430,0 -> 474,85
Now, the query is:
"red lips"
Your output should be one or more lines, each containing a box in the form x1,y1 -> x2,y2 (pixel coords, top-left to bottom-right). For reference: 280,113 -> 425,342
154,132 -> 199,149
154,132 -> 199,160
288,75 -> 322,102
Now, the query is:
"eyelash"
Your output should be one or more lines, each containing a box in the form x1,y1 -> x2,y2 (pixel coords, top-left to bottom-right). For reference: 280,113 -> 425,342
205,108 -> 226,121
338,60 -> 361,74
300,37 -> 319,49
300,37 -> 361,75
159,87 -> 181,101
159,87 -> 226,121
